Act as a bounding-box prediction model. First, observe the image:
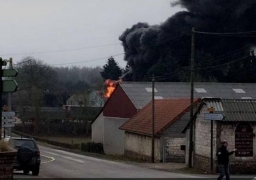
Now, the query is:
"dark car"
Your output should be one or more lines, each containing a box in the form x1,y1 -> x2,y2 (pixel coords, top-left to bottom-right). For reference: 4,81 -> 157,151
8,137 -> 41,176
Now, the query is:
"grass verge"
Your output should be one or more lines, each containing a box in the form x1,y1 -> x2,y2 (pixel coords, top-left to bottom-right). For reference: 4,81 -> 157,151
39,136 -> 91,145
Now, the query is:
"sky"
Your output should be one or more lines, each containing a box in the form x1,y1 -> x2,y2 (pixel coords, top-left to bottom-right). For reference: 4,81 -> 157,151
0,0 -> 183,68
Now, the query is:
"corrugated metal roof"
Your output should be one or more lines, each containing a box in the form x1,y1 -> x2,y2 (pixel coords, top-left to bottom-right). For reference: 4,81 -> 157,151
204,99 -> 256,121
206,101 -> 224,111
120,82 -> 256,109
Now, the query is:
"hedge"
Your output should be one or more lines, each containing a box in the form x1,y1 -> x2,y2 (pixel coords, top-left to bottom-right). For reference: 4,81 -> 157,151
81,142 -> 104,154
12,130 -> 103,154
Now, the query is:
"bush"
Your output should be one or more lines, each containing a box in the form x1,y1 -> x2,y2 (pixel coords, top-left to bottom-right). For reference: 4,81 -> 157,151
81,142 -> 104,154
0,140 -> 11,152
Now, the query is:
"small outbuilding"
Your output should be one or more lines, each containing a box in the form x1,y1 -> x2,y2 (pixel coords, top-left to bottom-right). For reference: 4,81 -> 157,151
120,99 -> 201,162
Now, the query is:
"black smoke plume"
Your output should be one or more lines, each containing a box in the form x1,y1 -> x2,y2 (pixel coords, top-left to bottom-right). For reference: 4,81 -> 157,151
119,0 -> 256,82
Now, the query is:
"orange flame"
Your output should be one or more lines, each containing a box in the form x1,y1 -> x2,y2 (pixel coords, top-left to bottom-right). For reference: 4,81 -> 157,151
104,79 -> 118,98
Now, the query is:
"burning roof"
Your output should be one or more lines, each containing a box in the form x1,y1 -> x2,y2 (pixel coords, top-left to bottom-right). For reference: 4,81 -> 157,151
104,79 -> 122,98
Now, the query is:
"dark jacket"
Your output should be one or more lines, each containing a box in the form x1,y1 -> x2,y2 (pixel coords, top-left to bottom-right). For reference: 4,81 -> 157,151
216,145 -> 235,165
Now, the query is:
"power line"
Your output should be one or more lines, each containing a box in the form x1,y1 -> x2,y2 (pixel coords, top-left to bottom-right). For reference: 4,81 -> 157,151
182,55 -> 252,71
42,35 -> 184,66
8,34 -> 184,67
0,43 -> 121,56
155,34 -> 184,46
198,45 -> 252,67
3,34 -> 183,58
195,56 -> 251,70
14,60 -> 32,66
50,53 -> 124,66
194,30 -> 256,35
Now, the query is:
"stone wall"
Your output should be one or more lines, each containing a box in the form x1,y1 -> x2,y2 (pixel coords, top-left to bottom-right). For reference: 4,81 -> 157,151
193,154 -> 217,173
218,122 -> 256,174
124,132 -> 161,161
193,107 -> 218,173
124,150 -> 152,161
161,111 -> 192,163
219,123 -> 256,161
0,151 -> 17,179
229,161 -> 256,174
165,137 -> 186,163
194,109 -> 217,157
194,105 -> 256,174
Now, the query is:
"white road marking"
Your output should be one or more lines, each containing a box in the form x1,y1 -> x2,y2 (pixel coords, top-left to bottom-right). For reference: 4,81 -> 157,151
41,154 -> 55,164
53,149 -> 83,158
43,150 -> 59,156
44,148 -> 131,165
51,149 -> 118,163
63,156 -> 84,163
42,150 -> 84,163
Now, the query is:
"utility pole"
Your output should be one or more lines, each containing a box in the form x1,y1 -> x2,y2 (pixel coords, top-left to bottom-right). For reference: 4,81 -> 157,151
210,112 -> 213,173
0,58 -> 2,140
188,27 -> 195,168
0,57 -> 17,140
151,74 -> 155,163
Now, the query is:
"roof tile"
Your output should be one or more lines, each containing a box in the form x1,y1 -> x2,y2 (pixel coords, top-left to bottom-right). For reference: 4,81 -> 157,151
120,98 -> 200,135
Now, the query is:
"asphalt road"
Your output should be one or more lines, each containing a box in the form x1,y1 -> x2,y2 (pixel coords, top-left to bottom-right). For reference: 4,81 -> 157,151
14,145 -> 205,179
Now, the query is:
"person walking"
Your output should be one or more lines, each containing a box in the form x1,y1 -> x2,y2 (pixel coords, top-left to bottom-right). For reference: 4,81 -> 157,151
216,140 -> 236,180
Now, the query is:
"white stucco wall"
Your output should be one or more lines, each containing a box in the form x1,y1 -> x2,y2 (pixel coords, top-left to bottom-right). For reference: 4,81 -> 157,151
103,117 -> 128,155
91,112 -> 104,143
124,132 -> 161,161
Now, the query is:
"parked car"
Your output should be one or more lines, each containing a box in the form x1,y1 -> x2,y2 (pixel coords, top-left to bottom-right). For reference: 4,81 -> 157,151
8,137 -> 41,176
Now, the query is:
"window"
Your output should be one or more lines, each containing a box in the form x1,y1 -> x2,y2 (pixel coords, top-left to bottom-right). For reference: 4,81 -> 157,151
11,139 -> 37,149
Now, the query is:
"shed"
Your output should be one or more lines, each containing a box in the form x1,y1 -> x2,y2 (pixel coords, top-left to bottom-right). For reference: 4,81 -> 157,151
120,99 -> 200,162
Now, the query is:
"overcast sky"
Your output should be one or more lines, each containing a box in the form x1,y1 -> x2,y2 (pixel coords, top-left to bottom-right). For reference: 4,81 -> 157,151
0,0 -> 183,68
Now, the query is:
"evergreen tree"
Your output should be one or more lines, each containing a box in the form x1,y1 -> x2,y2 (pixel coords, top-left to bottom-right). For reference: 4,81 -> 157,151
100,57 -> 122,80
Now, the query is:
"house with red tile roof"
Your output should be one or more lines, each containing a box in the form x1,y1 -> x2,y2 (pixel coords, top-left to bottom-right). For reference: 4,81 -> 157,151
119,98 -> 201,162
